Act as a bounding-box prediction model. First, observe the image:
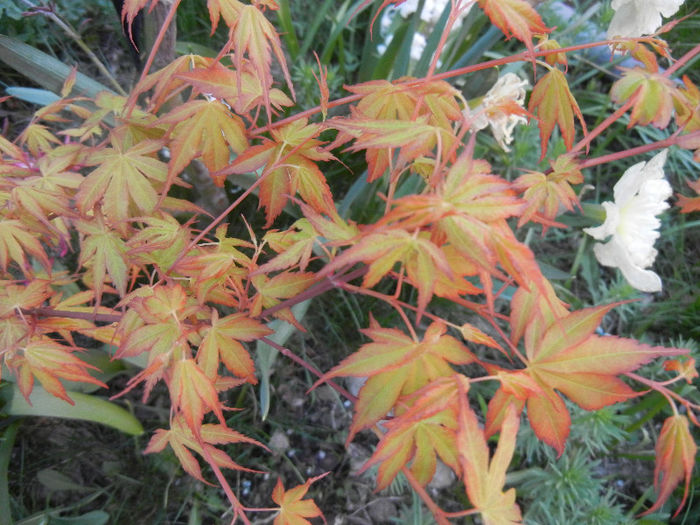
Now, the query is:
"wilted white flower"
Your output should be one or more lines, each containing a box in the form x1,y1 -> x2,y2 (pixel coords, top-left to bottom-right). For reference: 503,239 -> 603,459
607,0 -> 685,39
464,73 -> 529,151
584,150 -> 673,292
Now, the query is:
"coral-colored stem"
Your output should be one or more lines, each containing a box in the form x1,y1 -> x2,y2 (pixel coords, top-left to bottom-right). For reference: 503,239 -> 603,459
569,98 -> 635,156
577,130 -> 700,170
125,0 -> 181,115
665,42 -> 700,77
259,336 -> 357,402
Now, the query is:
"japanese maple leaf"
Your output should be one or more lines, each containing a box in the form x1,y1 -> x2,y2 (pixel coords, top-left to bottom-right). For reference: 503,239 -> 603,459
272,472 -> 328,525
197,310 -> 273,381
135,54 -> 212,111
11,150 -> 82,232
258,219 -> 318,273
75,214 -> 129,305
360,375 -> 466,490
145,415 -> 266,483
520,303 -> 687,455
249,271 -> 317,328
177,61 -> 293,117
338,79 -> 463,181
513,155 -> 583,230
528,68 -> 587,158
158,98 -> 248,185
168,358 -> 225,431
611,67 -> 678,129
643,414 -> 697,517
677,179 -> 700,213
228,119 -> 335,225
458,391 -> 522,525
120,0 -> 160,41
175,224 -> 253,305
0,219 -> 50,275
9,337 -> 107,405
478,0 -> 550,58
77,131 -> 168,230
208,0 -> 294,118
319,229 -> 451,318
271,473 -> 327,525
312,320 -> 475,443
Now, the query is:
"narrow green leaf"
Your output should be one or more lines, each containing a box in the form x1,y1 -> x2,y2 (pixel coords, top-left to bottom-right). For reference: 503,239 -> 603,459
0,420 -> 20,525
256,300 -> 311,420
5,87 -> 60,106
0,35 -> 112,98
1,385 -> 143,436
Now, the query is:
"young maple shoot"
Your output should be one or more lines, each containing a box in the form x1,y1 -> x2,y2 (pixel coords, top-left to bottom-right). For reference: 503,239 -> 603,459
0,0 -> 699,523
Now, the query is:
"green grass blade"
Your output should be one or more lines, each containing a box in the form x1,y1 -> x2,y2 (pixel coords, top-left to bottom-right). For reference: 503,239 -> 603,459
320,0 -> 367,65
298,0 -> 335,60
276,0 -> 300,60
0,385 -> 143,436
392,0 -> 425,78
0,420 -> 20,525
256,300 -> 311,421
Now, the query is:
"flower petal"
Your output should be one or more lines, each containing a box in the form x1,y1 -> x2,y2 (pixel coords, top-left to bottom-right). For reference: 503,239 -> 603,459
593,238 -> 663,292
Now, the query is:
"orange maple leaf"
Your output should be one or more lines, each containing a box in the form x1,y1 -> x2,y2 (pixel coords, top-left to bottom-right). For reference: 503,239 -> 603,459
9,338 -> 107,405
77,132 -> 168,229
611,68 -> 678,129
676,179 -> 700,213
249,271 -> 317,328
643,415 -> 697,517
144,415 -> 266,483
516,302 -> 687,455
158,98 -> 248,185
75,213 -> 129,305
177,60 -> 293,116
228,119 -> 336,225
0,219 -> 51,275
513,154 -> 583,229
528,68 -> 587,158
312,320 -> 475,443
477,0 -> 550,58
168,358 -> 225,431
360,375 -> 466,490
458,388 -> 522,525
271,473 -> 328,525
319,229 -> 452,319
197,310 -> 273,381
208,0 -> 294,118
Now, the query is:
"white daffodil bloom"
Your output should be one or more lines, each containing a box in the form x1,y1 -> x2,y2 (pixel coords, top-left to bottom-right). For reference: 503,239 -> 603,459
607,0 -> 685,38
464,73 -> 529,151
584,150 -> 673,292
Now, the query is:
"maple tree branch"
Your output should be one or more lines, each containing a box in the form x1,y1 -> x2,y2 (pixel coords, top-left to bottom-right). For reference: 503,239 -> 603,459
195,436 -> 252,525
259,336 -> 357,403
569,97 -> 635,156
577,130 -> 700,170
665,41 -> 700,77
21,307 -> 121,325
126,0 -> 182,115
251,40 -> 640,136
399,466 -> 450,525
626,372 -> 700,414
259,266 -> 367,318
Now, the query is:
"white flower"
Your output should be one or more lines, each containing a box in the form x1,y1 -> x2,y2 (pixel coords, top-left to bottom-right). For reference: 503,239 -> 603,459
607,0 -> 685,39
463,73 -> 529,151
584,150 -> 673,292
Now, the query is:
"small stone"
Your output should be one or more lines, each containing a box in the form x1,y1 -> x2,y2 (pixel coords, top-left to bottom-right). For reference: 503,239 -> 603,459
268,429 -> 290,455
